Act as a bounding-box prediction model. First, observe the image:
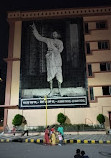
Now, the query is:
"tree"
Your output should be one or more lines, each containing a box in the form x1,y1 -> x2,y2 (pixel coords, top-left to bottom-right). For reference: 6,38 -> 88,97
57,113 -> 66,124
12,114 -> 24,126
97,114 -> 105,125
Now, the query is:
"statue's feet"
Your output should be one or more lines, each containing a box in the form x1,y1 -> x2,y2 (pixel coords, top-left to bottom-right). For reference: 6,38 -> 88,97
56,92 -> 62,97
48,90 -> 54,97
58,89 -> 62,97
48,89 -> 62,97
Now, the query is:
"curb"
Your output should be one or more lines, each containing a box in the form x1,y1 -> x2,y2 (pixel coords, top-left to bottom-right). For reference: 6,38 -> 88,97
0,138 -> 111,144
25,139 -> 111,144
0,139 -> 12,143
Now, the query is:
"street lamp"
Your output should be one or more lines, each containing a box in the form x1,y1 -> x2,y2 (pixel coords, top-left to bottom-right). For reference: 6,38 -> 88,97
44,95 -> 48,127
0,69 -> 3,82
0,78 -> 3,82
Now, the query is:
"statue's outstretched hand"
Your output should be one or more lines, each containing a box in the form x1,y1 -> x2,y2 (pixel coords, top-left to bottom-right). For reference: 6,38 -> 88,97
30,23 -> 42,40
30,22 -> 36,31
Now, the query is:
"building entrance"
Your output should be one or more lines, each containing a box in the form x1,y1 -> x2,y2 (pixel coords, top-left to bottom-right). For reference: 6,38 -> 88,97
109,112 -> 111,128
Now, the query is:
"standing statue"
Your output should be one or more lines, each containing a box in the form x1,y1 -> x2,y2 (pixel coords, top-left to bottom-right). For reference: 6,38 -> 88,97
31,23 -> 64,96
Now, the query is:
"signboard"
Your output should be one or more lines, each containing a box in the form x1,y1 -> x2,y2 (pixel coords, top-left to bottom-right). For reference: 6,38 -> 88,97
19,96 -> 87,109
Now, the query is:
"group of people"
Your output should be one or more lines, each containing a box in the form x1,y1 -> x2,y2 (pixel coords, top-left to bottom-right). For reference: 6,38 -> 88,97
74,149 -> 89,158
44,124 -> 64,146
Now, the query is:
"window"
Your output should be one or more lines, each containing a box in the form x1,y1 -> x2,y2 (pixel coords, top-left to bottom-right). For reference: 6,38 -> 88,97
100,62 -> 111,71
98,41 -> 109,50
96,21 -> 107,29
102,86 -> 111,95
88,64 -> 92,76
86,43 -> 90,54
84,23 -> 89,33
90,87 -> 94,100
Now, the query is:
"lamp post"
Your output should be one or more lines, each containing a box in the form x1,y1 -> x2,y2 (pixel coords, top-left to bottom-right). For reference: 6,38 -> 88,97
0,78 -> 3,82
44,95 -> 48,127
0,69 -> 3,82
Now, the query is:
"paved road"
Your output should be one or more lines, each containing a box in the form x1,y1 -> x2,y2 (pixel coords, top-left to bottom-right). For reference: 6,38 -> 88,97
0,142 -> 111,158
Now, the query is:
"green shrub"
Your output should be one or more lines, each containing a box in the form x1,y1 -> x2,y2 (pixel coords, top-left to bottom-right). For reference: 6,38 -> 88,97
12,114 -> 24,126
22,124 -> 104,132
57,113 -> 66,124
38,126 -> 46,132
97,114 -> 105,125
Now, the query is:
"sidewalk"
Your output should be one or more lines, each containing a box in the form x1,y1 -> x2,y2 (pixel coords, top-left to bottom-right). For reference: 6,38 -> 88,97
0,131 -> 111,144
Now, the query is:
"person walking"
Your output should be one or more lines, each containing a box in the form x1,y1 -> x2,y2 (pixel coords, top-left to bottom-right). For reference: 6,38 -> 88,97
21,120 -> 29,136
57,124 -> 64,140
58,132 -> 63,146
51,131 -> 56,145
44,126 -> 50,144
12,126 -> 16,136
50,125 -> 55,136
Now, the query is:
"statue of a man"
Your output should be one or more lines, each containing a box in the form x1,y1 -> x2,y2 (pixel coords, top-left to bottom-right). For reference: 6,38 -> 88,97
31,23 -> 64,96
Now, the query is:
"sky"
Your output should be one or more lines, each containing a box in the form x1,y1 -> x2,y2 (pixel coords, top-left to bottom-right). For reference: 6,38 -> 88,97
1,0 -> 111,12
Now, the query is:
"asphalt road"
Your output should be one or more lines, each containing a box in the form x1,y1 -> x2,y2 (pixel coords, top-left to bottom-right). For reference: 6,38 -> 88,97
0,143 -> 111,158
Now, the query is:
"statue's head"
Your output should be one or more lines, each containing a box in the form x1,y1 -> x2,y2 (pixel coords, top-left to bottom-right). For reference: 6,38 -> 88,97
52,31 -> 61,39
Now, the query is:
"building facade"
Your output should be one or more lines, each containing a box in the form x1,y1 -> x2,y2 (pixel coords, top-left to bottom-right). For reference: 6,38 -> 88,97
1,6 -> 111,130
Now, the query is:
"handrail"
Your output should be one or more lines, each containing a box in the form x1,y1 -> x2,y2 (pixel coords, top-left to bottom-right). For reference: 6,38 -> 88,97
85,118 -> 93,125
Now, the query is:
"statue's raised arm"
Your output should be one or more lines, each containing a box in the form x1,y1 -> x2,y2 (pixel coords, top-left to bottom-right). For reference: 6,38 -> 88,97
31,23 -> 47,43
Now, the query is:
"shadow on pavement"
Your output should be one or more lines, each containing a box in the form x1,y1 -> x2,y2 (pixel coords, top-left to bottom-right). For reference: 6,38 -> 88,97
99,151 -> 111,157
